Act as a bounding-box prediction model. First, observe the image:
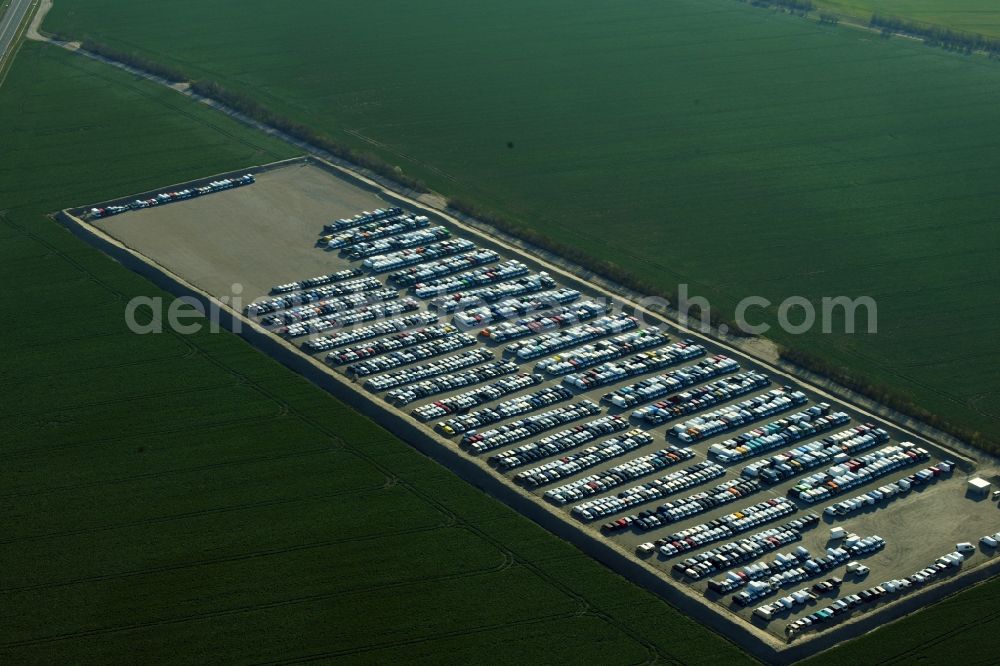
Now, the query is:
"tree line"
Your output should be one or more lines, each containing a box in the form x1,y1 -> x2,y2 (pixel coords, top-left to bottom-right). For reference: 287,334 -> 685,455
871,14 -> 1000,56
743,0 -> 814,15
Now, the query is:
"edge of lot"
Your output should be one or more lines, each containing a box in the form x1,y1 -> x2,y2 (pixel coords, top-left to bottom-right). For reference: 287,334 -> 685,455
57,153 -> 1000,664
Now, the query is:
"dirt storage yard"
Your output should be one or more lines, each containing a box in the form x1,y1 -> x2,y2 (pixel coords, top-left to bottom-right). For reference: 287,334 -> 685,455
80,158 -> 1000,656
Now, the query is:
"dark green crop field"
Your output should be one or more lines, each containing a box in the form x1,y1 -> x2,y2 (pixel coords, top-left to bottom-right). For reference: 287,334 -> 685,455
806,576 -> 1000,664
45,0 -> 1000,447
0,41 -> 754,664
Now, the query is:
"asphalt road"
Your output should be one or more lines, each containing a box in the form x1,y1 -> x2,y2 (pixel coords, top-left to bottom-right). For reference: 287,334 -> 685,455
0,0 -> 34,68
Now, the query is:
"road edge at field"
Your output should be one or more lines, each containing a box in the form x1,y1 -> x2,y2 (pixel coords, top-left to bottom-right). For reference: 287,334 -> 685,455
0,0 -> 40,87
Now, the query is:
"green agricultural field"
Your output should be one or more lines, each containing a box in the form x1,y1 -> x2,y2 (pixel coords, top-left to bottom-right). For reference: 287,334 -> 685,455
0,41 -> 751,664
815,0 -> 1000,38
808,576 -> 1000,663
44,0 -> 1000,448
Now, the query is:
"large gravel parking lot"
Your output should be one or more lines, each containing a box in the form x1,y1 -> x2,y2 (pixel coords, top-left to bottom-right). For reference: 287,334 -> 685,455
84,159 -> 1000,653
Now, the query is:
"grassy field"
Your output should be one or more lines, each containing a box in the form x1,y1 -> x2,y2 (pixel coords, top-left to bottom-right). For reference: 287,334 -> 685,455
0,41 -> 754,663
43,0 -> 1000,448
805,576 -> 1000,664
814,0 -> 1000,38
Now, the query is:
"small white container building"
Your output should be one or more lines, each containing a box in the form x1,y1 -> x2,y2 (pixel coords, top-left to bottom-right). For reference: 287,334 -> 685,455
968,477 -> 992,498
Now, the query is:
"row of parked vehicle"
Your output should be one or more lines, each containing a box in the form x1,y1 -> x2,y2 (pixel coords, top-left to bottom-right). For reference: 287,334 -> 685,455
536,329 -> 672,376
89,174 -> 255,219
412,260 -> 530,299
654,497 -> 799,558
411,373 -> 542,422
461,400 -> 602,453
385,360 -> 519,406
669,389 -> 808,444
789,444 -> 930,504
544,446 -> 696,506
318,214 -> 428,249
754,578 -> 842,622
707,405 -> 847,464
282,298 -> 420,338
362,238 -> 478,273
574,461 -> 725,522
435,385 -> 573,436
475,300 -> 608,341
301,312 -> 438,354
754,577 -> 846,617
737,536 -> 885,607
631,372 -> 771,425
738,424 -> 891,485
247,277 -> 383,316
428,274 -> 560,313
752,586 -> 817,617
707,548 -> 812,594
514,429 -> 656,489
325,323 -> 459,365
656,514 -> 820,573
387,250 -> 500,288
490,415 -> 631,471
346,334 -> 477,377
362,348 -> 495,392
269,268 -> 363,295
504,314 -> 639,361
823,461 -> 954,518
633,478 -> 763,531
322,207 -> 404,233
563,343 -> 708,392
259,288 -> 399,327
783,548 -> 965,637
344,226 -> 451,260
452,290 -> 583,330
600,355 -> 740,410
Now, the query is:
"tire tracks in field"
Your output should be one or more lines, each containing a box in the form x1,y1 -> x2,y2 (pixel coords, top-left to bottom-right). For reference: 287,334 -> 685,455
187,344 -> 667,663
0,479 -> 402,546
1,403 -> 291,460
1,559 -> 521,651
0,346 -> 193,383
2,523 -> 487,596
838,344 -> 1000,425
342,128 -> 459,183
0,443 -> 339,500
258,608 -> 590,665
878,599 -> 1000,665
0,410 -> 320,462
0,379 -> 249,420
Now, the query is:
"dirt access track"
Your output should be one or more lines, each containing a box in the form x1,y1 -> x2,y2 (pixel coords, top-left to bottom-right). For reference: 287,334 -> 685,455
59,156 -> 1000,664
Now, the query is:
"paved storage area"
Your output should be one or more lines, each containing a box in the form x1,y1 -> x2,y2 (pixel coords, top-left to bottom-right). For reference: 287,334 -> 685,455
86,159 -> 1000,646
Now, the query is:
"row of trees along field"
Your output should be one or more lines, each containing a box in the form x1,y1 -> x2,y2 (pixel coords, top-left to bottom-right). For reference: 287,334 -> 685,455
871,15 -> 1000,56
